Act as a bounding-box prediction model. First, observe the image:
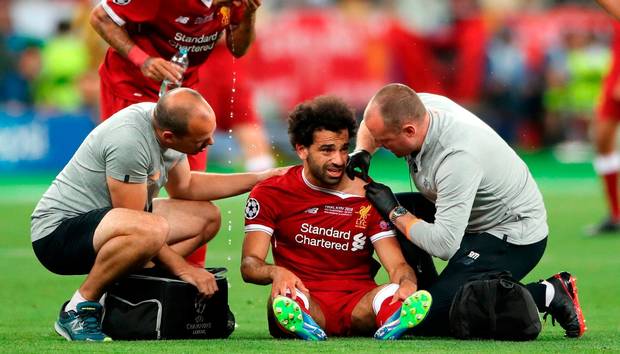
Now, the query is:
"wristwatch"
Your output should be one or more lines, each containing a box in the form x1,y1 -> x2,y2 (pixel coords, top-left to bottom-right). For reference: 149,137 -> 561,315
389,206 -> 408,223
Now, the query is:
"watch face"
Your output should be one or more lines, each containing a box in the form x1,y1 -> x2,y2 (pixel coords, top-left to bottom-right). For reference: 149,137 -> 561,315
391,206 -> 408,222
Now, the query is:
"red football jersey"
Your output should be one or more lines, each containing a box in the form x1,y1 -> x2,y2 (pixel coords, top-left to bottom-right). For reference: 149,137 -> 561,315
99,0 -> 245,100
244,166 -> 395,290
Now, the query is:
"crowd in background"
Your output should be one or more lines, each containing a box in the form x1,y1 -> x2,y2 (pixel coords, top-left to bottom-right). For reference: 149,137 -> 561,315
0,0 -> 614,159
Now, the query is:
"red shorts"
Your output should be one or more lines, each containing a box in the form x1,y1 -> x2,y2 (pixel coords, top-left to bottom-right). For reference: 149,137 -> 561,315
99,78 -> 153,121
99,79 -> 207,171
306,279 -> 377,336
196,44 -> 260,132
598,68 -> 620,121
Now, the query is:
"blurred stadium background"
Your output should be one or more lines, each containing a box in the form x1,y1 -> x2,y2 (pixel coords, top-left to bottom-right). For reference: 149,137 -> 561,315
1,0 -> 620,351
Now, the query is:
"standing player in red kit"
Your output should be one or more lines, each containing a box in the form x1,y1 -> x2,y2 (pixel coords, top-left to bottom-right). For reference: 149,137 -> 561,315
241,96 -> 432,340
90,0 -> 261,265
589,0 -> 620,234
90,0 -> 260,172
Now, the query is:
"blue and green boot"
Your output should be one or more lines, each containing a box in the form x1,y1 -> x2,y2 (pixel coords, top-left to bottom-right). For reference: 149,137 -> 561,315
272,296 -> 327,341
374,290 -> 432,340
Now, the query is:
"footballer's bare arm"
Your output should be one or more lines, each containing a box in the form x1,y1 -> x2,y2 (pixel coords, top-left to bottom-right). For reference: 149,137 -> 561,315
373,236 -> 418,303
90,4 -> 182,82
597,0 -> 620,20
241,231 -> 308,299
226,0 -> 261,57
90,5 -> 135,58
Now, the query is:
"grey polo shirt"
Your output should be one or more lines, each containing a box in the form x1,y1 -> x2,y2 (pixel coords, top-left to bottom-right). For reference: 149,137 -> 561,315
405,93 -> 548,260
31,102 -> 186,242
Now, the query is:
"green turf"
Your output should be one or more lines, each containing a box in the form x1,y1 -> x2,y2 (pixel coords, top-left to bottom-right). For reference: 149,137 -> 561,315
1,152 -> 619,352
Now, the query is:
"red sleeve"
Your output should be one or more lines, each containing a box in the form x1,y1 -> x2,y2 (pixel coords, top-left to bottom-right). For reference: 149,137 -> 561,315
102,0 -> 160,26
367,206 -> 395,243
244,183 -> 279,235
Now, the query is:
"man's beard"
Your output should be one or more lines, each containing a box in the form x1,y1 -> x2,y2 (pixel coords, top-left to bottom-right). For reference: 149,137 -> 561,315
307,154 -> 343,187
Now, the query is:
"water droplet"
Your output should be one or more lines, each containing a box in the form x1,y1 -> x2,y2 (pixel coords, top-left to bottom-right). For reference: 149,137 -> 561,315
228,239 -> 232,245
232,88 -> 236,93
227,160 -> 232,164
227,256 -> 232,261
227,210 -> 232,214
228,283 -> 232,289
228,129 -> 233,133
228,225 -> 232,232
228,147 -> 232,151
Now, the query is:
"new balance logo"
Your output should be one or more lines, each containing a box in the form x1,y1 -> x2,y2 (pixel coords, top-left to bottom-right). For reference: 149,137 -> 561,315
175,16 -> 190,24
467,251 -> 480,260
305,208 -> 319,214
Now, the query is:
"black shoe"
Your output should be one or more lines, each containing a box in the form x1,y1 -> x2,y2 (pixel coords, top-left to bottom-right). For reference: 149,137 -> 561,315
585,217 -> 620,236
543,272 -> 586,338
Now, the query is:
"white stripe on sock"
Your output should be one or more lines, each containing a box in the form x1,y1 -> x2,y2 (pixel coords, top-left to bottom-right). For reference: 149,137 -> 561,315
284,288 -> 310,310
372,283 -> 399,315
594,153 -> 620,175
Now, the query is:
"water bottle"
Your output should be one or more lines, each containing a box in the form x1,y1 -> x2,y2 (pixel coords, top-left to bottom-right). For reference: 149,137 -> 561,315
158,47 -> 189,97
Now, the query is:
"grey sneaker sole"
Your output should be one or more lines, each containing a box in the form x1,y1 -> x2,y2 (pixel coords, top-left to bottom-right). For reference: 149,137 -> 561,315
54,321 -> 72,341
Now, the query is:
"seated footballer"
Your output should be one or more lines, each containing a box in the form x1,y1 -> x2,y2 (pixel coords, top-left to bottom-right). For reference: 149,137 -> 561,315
241,95 -> 432,340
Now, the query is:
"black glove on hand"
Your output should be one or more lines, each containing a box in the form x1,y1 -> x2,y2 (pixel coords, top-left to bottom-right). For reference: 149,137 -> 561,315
364,181 -> 399,221
346,150 -> 372,181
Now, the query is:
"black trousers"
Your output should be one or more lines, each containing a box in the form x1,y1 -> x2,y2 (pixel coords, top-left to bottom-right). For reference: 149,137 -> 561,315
395,192 -> 548,337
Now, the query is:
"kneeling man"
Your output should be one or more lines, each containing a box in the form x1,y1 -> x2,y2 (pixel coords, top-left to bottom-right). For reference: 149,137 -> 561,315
241,96 -> 431,340
31,88 -> 282,341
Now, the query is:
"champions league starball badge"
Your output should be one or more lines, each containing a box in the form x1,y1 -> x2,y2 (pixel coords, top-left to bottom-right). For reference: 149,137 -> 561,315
245,198 -> 260,219
112,0 -> 131,5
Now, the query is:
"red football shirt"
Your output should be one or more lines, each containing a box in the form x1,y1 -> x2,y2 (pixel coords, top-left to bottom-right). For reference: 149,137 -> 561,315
99,0 -> 245,100
244,166 -> 395,290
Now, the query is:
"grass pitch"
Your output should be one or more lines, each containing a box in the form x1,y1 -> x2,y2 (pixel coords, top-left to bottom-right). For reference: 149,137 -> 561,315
0,152 -> 619,353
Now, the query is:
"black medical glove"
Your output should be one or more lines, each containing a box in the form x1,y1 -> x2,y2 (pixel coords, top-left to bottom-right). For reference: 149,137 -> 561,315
346,149 -> 372,181
364,181 -> 399,221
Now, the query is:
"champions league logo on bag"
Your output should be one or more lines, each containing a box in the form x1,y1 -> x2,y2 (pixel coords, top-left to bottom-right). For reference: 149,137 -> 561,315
245,198 -> 260,219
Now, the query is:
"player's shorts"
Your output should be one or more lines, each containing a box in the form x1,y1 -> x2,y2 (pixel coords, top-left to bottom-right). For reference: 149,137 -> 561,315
32,208 -> 112,275
99,79 -> 148,122
305,279 -> 378,336
598,68 -> 620,121
187,151 -> 207,172
99,79 -> 207,171
197,46 -> 260,132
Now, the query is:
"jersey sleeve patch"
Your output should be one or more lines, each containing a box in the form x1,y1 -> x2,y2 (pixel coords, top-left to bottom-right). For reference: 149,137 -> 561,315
245,197 -> 260,219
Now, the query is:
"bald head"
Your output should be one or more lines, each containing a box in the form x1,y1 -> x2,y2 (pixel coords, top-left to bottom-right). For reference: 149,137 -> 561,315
154,88 -> 214,137
365,83 -> 426,132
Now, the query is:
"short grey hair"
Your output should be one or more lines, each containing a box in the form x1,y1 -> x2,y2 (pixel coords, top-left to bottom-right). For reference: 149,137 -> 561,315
370,83 -> 426,131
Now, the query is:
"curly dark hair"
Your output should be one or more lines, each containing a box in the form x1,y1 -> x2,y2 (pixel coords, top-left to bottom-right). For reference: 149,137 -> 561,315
288,95 -> 357,148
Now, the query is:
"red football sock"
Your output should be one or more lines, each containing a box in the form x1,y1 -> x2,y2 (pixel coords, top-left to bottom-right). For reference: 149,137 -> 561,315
376,297 -> 403,327
602,172 -> 620,220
